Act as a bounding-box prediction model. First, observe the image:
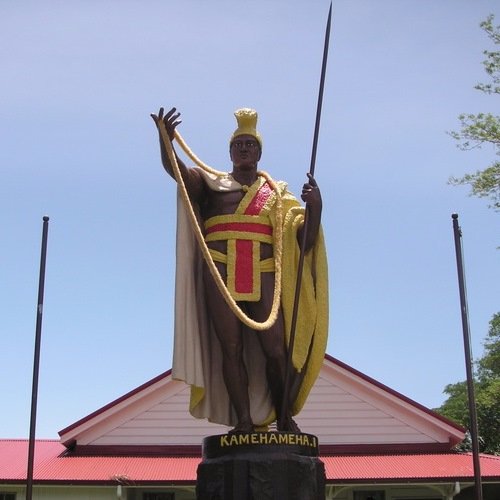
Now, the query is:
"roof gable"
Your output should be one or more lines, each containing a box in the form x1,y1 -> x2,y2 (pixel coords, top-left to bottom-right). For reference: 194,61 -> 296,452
299,356 -> 464,451
59,371 -> 232,447
59,356 -> 464,451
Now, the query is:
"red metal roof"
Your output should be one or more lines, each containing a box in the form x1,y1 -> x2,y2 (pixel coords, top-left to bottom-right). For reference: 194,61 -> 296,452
0,441 -> 198,484
1,440 -> 499,485
322,453 -> 500,482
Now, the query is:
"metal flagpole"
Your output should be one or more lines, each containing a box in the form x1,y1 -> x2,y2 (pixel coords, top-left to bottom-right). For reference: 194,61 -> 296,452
451,213 -> 483,500
281,3 -> 332,426
26,216 -> 50,500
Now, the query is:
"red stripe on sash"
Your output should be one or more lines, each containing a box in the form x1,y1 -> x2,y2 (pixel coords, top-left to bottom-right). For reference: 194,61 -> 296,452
206,222 -> 272,236
236,182 -> 273,294
235,240 -> 253,293
244,182 -> 273,215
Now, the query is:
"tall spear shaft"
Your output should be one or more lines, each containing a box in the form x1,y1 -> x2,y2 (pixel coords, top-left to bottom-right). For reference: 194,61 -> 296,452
26,216 -> 50,500
308,2 -> 332,179
281,3 -> 332,425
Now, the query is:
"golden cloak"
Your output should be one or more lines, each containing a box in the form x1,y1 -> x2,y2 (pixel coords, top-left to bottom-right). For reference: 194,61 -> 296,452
172,169 -> 328,427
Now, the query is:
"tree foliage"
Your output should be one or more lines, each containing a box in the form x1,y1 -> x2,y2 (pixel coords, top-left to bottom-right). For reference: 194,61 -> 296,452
449,15 -> 500,211
437,313 -> 500,455
441,16 -> 500,456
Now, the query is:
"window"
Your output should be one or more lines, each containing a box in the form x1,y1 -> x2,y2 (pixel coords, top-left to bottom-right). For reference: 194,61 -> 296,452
353,492 -> 385,500
0,494 -> 16,500
143,494 -> 174,500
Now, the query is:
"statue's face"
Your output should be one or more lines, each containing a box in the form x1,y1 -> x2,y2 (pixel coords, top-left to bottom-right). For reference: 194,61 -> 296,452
230,134 -> 261,169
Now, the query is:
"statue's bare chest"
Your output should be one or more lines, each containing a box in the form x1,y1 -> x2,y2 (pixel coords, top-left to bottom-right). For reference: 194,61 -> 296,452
200,189 -> 246,220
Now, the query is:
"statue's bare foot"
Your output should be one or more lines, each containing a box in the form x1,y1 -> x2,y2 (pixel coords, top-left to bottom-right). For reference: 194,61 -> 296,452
277,416 -> 301,433
229,421 -> 255,434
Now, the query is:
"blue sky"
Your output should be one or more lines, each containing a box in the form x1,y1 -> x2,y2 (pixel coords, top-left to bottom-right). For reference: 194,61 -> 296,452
2,0 -> 499,439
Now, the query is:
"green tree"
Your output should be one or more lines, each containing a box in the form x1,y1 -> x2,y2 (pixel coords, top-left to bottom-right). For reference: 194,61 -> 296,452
449,15 -> 500,211
478,311 -> 500,378
437,313 -> 500,455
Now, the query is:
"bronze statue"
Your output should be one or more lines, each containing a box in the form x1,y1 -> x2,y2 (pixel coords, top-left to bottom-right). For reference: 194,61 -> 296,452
152,107 -> 328,433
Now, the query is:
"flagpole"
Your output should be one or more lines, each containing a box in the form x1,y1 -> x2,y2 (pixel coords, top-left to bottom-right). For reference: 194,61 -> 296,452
26,216 -> 50,500
281,3 -> 332,426
452,213 -> 483,500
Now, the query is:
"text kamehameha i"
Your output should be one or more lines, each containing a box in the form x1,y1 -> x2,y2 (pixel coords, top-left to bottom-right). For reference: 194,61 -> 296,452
220,432 -> 318,448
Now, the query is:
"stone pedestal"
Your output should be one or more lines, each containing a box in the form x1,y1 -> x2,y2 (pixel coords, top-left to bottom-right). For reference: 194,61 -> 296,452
196,432 -> 325,500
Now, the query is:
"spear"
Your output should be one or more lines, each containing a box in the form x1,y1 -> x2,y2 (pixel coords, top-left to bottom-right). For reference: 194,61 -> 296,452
281,2 -> 332,427
26,216 -> 50,500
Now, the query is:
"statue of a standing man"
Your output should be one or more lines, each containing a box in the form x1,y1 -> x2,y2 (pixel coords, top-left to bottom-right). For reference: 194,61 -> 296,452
152,107 -> 328,433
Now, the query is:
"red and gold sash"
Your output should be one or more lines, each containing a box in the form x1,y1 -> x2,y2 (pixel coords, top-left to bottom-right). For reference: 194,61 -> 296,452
204,178 -> 276,301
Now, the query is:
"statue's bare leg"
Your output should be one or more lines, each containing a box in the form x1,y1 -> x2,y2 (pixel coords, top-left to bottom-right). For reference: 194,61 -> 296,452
248,272 -> 300,433
203,263 -> 254,433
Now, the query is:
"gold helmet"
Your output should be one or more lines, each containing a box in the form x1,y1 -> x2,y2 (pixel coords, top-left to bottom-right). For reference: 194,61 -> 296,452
230,108 -> 262,149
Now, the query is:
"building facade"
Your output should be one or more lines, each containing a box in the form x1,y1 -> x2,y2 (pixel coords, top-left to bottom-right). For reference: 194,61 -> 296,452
1,355 -> 499,499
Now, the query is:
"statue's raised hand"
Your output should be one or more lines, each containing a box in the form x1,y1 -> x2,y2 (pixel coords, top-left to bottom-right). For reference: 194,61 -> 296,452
151,107 -> 182,141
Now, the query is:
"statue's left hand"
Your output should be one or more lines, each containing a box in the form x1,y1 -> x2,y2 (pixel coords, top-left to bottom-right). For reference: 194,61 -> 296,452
301,173 -> 322,207
151,107 -> 182,141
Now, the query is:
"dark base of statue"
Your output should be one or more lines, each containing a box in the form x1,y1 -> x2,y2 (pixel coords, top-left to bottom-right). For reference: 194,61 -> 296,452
196,432 -> 325,500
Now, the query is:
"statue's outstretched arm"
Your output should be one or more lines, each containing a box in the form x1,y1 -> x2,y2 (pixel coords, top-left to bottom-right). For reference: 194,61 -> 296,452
151,106 -> 204,200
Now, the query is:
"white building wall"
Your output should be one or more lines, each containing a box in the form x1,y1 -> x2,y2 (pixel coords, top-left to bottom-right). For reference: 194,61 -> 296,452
2,486 -> 117,500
